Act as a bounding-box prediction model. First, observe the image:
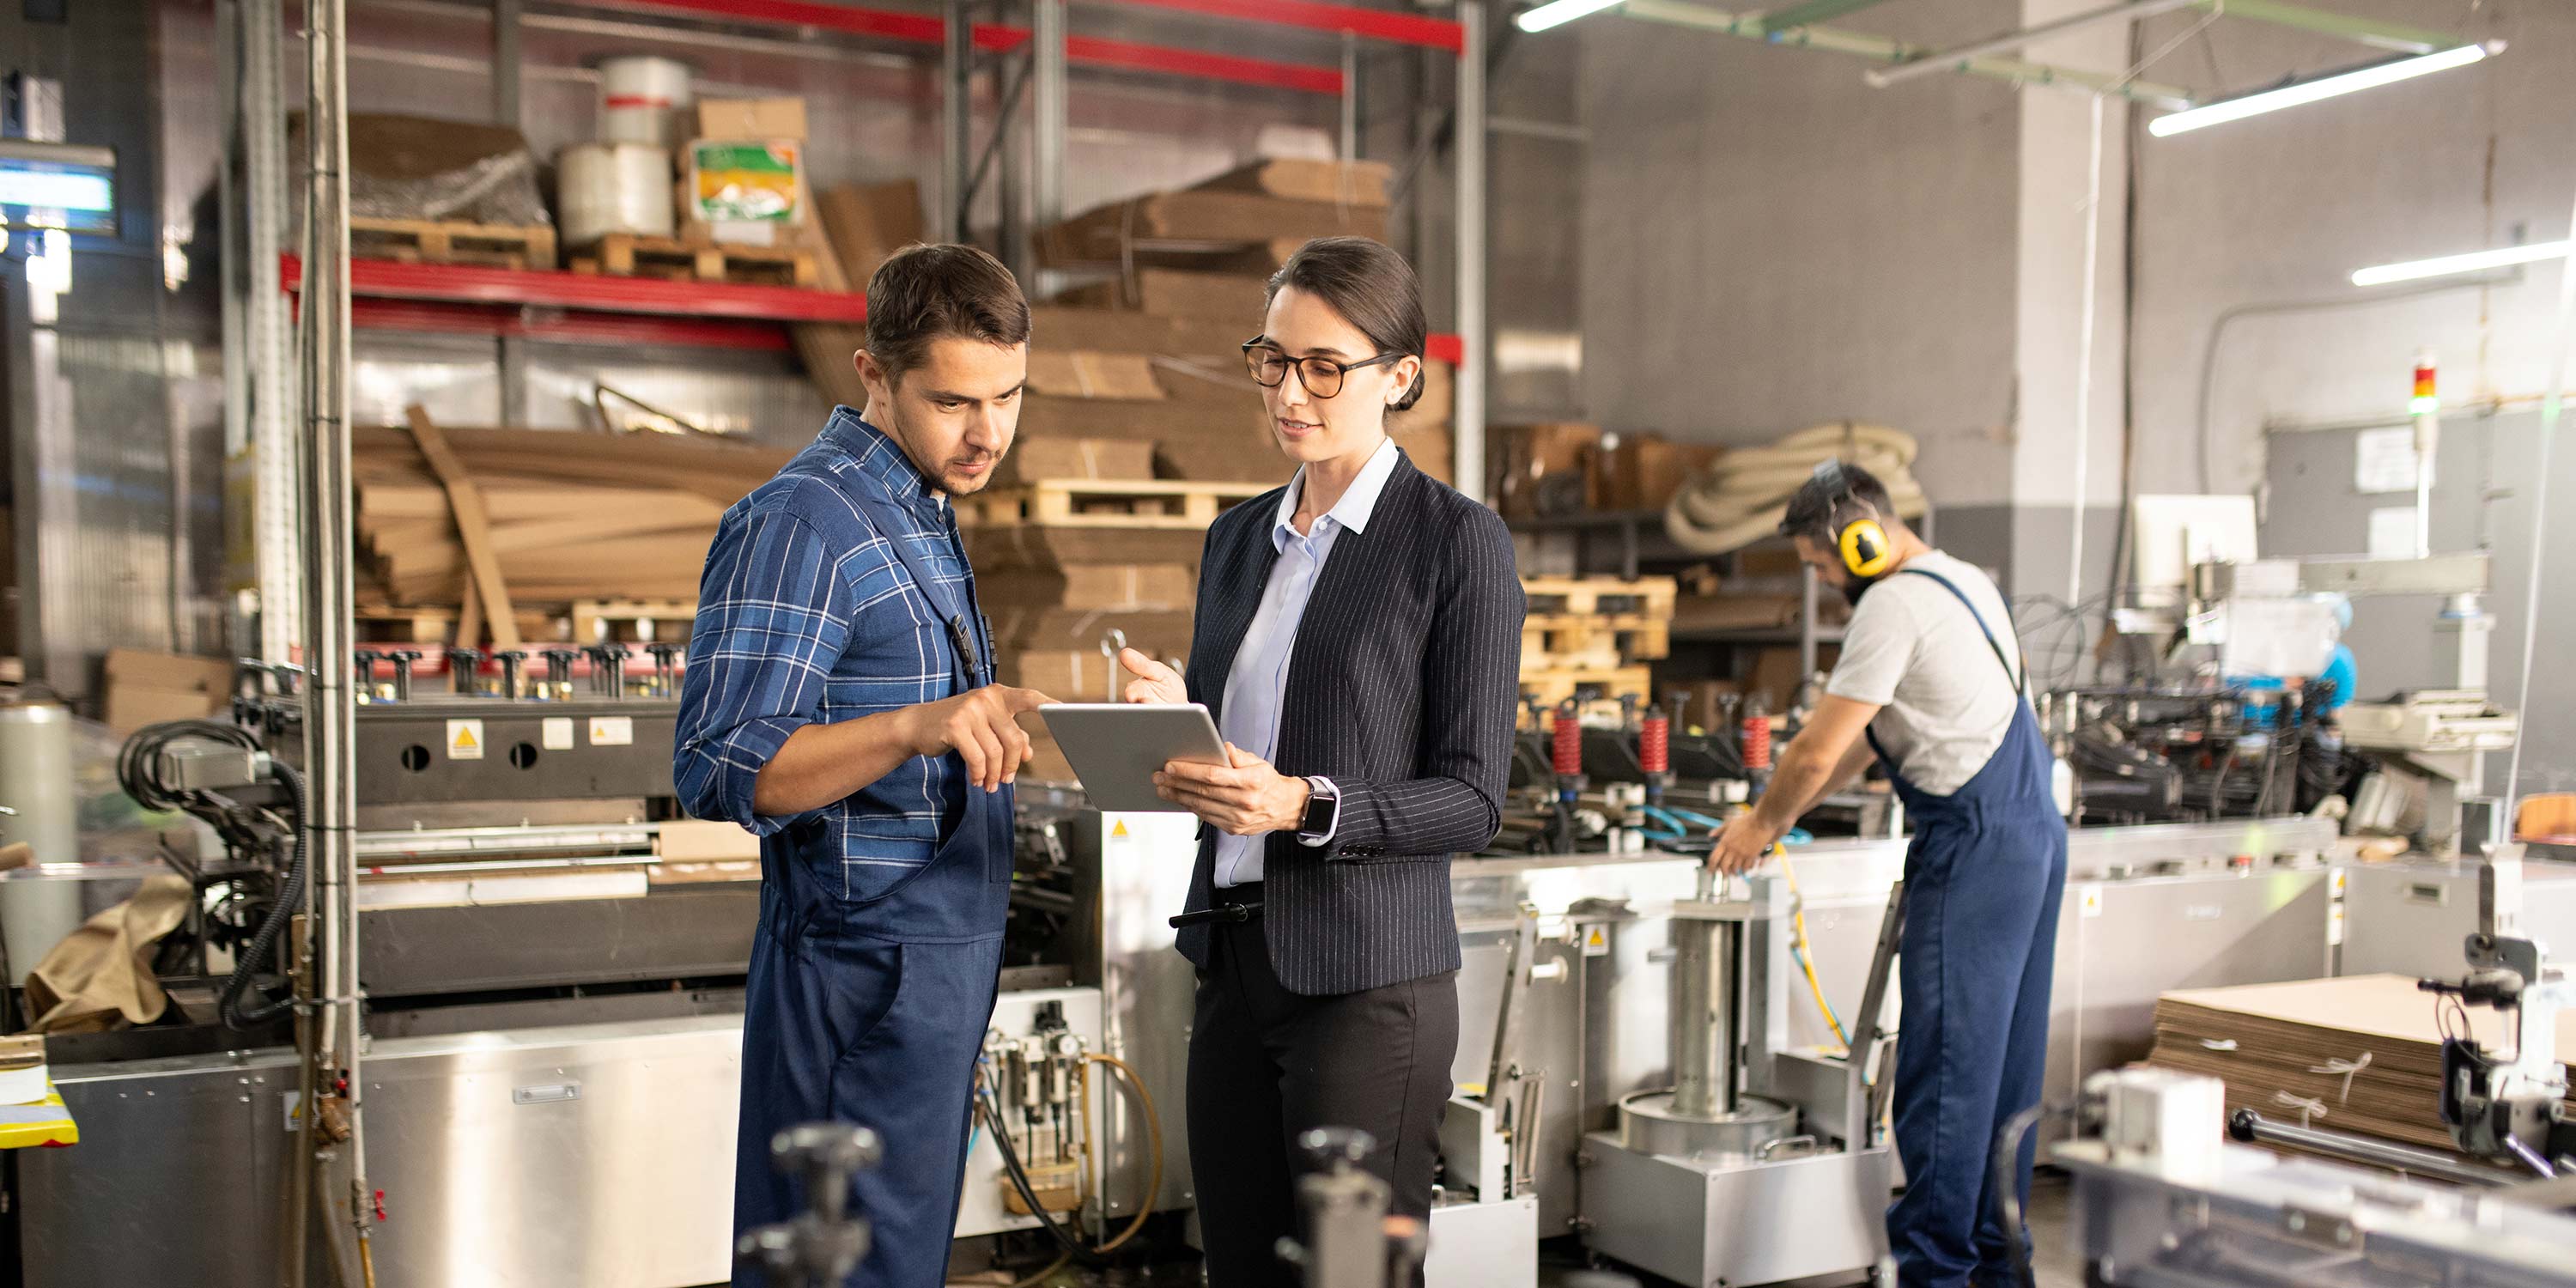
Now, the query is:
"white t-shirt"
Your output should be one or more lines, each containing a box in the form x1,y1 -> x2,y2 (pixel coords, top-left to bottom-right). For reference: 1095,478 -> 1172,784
1824,551 -> 2023,797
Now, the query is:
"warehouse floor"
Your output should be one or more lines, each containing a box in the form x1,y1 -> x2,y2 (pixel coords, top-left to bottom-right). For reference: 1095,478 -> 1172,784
912,1173 -> 2087,1288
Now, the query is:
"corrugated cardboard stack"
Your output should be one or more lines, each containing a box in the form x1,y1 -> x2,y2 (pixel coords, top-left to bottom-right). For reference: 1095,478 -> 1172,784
1034,158 -> 1456,487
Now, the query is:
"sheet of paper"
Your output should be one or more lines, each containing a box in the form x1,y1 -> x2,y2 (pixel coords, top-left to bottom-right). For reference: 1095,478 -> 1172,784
2367,506 -> 2420,558
2354,426 -> 2421,494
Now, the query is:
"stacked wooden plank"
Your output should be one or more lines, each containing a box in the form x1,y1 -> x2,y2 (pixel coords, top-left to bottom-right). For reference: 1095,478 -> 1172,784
2145,975 -> 2576,1163
352,421 -> 791,642
1518,576 -> 1676,714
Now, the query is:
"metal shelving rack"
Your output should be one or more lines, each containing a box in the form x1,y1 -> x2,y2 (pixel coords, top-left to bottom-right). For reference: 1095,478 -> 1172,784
229,0 -> 1493,658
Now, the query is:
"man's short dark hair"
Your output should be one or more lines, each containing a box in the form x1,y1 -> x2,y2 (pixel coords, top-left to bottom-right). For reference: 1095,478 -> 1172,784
865,243 -> 1030,383
1779,460 -> 1896,544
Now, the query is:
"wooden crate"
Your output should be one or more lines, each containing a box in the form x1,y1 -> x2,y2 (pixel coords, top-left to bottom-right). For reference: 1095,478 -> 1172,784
957,479 -> 1267,530
1517,665 -> 1653,714
350,216 -> 558,270
1521,614 -> 1671,669
1519,575 -> 1679,619
572,234 -> 817,287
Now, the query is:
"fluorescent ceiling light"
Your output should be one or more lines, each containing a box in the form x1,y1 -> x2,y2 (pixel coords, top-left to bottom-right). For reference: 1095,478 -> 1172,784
2148,42 -> 2498,138
2352,240 -> 2570,287
1516,0 -> 1624,33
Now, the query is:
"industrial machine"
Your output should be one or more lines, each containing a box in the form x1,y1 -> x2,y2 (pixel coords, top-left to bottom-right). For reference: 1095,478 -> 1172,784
2046,683 -> 2340,827
1577,866 -> 1897,1287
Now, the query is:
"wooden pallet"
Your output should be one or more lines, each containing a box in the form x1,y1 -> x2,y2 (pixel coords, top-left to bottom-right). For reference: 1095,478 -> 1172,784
572,234 -> 817,287
1517,665 -> 1653,714
353,604 -> 554,645
571,599 -> 698,643
1520,575 -> 1679,619
350,217 -> 557,270
1521,614 -> 1671,669
958,478 -> 1267,530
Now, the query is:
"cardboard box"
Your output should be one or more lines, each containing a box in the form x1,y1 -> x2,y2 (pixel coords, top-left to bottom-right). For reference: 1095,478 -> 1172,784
1603,433 -> 1722,512
1672,677 -> 1741,736
1403,425 -> 1455,487
106,684 -> 223,732
995,437 -> 1157,485
696,98 -> 807,141
1020,715 -> 1078,786
1388,359 -> 1454,433
686,140 -> 807,226
657,819 -> 762,862
1044,191 -> 1386,264
966,526 -> 1209,573
1492,422 -> 1604,519
989,607 -> 1194,661
1063,269 -> 1267,321
105,649 -> 235,698
816,181 -> 926,285
1003,649 -> 1127,702
1024,352 -> 1164,402
1746,645 -> 1838,714
981,564 -> 1196,611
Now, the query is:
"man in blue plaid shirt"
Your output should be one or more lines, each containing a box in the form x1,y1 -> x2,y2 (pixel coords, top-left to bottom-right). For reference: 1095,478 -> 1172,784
676,244 -> 1051,1288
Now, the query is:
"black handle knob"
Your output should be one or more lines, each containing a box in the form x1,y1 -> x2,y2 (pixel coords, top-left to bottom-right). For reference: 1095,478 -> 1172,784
1297,1126 -> 1376,1172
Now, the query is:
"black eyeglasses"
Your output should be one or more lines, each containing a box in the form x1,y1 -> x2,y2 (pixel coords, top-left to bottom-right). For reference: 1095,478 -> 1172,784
1241,339 -> 1404,400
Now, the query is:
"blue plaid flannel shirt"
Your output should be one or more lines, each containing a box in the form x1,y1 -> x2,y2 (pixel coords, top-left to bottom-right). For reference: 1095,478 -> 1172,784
674,409 -> 985,900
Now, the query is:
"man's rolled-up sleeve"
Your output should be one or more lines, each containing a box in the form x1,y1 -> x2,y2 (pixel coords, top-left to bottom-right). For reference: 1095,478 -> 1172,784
673,503 -> 854,835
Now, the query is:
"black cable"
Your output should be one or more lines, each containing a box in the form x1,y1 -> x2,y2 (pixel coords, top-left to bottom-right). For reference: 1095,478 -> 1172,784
116,719 -> 258,813
975,1080 -> 1103,1266
1993,1102 -> 2075,1288
219,760 -> 306,1030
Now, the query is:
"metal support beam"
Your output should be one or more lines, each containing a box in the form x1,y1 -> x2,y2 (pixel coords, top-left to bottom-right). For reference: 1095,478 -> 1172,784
2194,0 -> 2451,55
1754,0 -> 1899,35
1032,0 -> 1066,234
1339,32 -> 1358,164
493,0 -> 523,126
1867,0 -> 2202,88
1453,0 -> 1487,504
944,0 -> 975,241
246,0 -> 299,665
1623,0 -> 2196,108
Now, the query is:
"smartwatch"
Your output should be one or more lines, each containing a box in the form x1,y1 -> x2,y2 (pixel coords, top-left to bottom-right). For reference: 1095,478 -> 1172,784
1297,775 -> 1340,843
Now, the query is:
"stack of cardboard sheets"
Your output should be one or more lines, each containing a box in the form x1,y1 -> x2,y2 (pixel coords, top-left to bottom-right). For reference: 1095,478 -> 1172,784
2146,974 -> 2576,1160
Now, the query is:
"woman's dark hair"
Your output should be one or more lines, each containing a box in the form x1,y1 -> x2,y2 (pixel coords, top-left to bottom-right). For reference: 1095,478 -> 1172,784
1264,236 -> 1428,411
866,242 -> 1030,384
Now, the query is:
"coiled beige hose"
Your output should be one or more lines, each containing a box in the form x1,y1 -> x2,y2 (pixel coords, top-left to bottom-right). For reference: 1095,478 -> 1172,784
1662,421 -> 1929,555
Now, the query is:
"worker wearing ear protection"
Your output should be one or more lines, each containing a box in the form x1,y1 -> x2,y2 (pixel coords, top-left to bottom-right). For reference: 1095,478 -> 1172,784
1708,460 -> 2066,1288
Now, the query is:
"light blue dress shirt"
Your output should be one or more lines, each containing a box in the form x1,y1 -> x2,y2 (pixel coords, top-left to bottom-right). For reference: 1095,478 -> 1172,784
1212,437 -> 1402,889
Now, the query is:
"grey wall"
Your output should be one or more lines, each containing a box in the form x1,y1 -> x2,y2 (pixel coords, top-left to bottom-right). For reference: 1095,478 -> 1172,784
1575,0 -> 2024,504
2262,410 -> 2576,803
2129,0 -> 2574,496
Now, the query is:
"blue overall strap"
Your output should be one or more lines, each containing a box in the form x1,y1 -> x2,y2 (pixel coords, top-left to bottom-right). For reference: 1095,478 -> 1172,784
852,493 -> 988,690
1893,567 -> 2024,693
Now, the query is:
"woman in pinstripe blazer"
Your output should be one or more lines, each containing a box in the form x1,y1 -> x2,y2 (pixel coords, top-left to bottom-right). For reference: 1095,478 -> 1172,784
1116,237 -> 1526,1287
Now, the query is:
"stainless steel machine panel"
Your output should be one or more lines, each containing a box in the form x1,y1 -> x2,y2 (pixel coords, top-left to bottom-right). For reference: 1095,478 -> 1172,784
2342,858 -> 2576,978
26,1017 -> 746,1288
353,696 -> 677,805
1577,1137 -> 1892,1287
361,884 -> 759,997
2043,868 -> 2337,1116
1425,1195 -> 1540,1288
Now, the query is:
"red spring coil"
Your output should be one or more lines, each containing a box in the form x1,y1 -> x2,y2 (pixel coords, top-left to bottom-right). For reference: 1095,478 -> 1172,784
1639,713 -> 1671,775
1741,714 -> 1772,770
1551,705 -> 1583,776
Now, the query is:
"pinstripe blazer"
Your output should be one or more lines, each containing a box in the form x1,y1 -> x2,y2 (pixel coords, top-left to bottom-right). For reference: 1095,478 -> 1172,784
1174,450 -> 1526,996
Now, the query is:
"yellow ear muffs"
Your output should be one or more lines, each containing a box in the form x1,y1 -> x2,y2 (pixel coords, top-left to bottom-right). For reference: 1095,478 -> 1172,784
1839,519 -> 1894,578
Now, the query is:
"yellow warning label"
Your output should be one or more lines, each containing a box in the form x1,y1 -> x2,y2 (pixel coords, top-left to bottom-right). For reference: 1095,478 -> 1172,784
1583,927 -> 1609,957
1111,820 -> 1130,839
446,719 -> 485,761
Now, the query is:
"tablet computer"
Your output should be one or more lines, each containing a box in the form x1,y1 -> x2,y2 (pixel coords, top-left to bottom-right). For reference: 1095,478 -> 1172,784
1037,703 -> 1229,813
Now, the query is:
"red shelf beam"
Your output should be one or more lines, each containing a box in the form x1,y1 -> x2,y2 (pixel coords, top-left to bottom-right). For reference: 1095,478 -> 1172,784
1087,0 -> 1466,52
349,298 -> 794,351
591,0 -> 1354,95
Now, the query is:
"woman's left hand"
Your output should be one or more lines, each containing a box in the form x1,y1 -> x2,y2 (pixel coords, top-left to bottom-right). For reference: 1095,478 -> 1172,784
1155,744 -> 1310,835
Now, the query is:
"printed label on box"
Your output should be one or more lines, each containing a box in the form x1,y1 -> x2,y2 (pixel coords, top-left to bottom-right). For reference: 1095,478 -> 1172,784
447,719 -> 484,761
689,141 -> 803,223
543,717 -> 575,750
588,716 -> 635,747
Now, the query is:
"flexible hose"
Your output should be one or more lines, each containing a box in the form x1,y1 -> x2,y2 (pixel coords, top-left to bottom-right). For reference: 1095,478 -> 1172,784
977,1084 -> 1100,1266
1084,1054 -> 1163,1253
1774,851 -> 1852,1052
978,1049 -> 1166,1275
1993,1102 -> 2072,1288
1663,422 -> 1928,555
221,759 -> 308,1030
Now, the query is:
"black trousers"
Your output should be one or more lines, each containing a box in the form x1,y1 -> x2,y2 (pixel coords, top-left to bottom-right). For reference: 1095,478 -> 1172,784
1188,906 -> 1460,1288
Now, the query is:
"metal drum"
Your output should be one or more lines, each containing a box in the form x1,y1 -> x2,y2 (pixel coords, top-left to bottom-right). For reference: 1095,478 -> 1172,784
0,695 -> 81,984
1618,1090 -> 1797,1161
